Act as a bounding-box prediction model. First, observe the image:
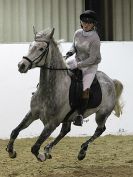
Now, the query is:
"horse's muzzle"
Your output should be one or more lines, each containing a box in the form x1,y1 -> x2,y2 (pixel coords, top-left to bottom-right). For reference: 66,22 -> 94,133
18,61 -> 28,73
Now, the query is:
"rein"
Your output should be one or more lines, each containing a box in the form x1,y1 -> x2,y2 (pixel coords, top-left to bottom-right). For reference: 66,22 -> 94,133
43,65 -> 70,71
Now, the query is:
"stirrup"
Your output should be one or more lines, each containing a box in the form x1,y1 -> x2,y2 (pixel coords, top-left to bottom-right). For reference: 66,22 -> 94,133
73,115 -> 83,126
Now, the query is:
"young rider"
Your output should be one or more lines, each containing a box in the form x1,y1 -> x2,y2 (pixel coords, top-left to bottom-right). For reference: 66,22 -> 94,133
66,10 -> 101,126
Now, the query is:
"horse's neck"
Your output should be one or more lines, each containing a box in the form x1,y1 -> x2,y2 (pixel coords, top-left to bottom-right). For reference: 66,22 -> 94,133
39,42 -> 69,93
39,67 -> 48,88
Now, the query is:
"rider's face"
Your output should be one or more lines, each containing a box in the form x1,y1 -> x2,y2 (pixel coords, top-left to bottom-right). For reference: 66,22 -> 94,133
81,21 -> 94,32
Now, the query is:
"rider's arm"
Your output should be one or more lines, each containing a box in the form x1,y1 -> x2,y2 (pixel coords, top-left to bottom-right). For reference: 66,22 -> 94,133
77,40 -> 101,68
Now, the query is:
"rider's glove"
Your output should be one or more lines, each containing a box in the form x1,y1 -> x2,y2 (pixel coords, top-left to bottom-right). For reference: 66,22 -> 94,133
66,58 -> 77,70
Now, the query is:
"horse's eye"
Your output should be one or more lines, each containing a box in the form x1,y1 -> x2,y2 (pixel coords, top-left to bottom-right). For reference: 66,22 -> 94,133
39,48 -> 44,51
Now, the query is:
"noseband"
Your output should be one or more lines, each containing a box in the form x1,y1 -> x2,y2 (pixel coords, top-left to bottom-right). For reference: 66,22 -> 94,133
23,42 -> 49,69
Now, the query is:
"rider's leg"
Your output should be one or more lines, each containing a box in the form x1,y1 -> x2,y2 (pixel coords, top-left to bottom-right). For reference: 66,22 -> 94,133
73,66 -> 98,126
73,88 -> 89,126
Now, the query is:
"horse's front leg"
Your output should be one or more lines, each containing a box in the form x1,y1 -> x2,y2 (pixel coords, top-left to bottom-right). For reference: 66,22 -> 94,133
6,111 -> 34,158
31,122 -> 58,162
44,121 -> 71,159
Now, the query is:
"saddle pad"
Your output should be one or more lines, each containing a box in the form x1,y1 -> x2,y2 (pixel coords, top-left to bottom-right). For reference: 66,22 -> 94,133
87,76 -> 102,109
69,70 -> 102,109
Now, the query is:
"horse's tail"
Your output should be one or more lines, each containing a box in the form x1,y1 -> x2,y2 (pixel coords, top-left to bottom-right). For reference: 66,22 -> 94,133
113,79 -> 124,118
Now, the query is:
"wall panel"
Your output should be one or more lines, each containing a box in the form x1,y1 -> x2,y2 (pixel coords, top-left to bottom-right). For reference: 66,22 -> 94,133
60,0 -> 68,40
112,0 -> 133,40
131,0 -> 133,40
0,0 -> 84,42
51,0 -> 60,39
12,0 -> 20,41
3,0 -> 12,41
123,0 -> 131,40
0,0 -> 132,42
19,0 -> 27,41
0,0 -> 4,42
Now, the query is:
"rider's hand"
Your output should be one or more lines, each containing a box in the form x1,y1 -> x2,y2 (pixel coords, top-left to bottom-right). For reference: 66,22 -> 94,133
66,52 -> 73,59
66,58 -> 77,70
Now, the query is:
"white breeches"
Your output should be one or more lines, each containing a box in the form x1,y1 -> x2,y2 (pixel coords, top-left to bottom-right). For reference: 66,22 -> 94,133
81,65 -> 98,91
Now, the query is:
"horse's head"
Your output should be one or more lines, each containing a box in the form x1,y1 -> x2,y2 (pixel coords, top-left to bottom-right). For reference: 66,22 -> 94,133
18,28 -> 55,73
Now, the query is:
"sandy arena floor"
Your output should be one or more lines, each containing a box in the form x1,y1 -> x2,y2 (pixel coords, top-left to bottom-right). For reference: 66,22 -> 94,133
0,135 -> 133,177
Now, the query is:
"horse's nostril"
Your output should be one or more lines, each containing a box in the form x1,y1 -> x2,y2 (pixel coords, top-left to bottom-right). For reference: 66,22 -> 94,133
21,63 -> 25,69
18,63 -> 25,71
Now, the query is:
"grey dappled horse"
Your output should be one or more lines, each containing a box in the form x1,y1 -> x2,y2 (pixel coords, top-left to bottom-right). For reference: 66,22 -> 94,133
6,28 -> 123,162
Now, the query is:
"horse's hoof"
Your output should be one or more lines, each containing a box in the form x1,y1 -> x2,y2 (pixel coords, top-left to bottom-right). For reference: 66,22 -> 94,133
45,153 -> 52,159
37,153 -> 46,162
9,151 -> 17,158
78,150 -> 86,161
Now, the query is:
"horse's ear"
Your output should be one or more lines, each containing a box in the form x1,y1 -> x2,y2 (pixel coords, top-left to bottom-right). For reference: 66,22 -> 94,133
33,26 -> 37,39
49,28 -> 55,39
33,26 -> 37,34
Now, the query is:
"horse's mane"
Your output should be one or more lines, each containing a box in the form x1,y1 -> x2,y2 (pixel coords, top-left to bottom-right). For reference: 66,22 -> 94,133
35,29 -> 66,67
50,38 -> 66,67
35,28 -> 66,67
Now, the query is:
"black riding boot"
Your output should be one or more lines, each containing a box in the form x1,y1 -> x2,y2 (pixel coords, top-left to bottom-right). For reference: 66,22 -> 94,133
73,89 -> 89,126
73,98 -> 88,126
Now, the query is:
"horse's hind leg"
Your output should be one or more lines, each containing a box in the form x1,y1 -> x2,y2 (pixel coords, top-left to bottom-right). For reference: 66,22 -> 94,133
44,122 -> 71,159
78,112 -> 109,161
6,111 -> 34,158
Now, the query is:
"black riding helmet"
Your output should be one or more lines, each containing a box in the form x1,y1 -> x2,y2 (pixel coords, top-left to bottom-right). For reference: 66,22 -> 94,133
80,10 -> 97,24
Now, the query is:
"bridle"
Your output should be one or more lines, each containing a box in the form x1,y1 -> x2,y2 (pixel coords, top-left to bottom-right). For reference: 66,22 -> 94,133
23,40 -> 69,71
23,41 -> 49,69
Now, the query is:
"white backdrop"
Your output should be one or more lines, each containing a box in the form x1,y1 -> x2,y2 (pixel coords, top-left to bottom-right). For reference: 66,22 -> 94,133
0,42 -> 132,139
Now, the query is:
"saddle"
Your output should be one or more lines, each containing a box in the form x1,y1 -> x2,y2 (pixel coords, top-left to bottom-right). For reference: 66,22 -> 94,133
69,69 -> 102,109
